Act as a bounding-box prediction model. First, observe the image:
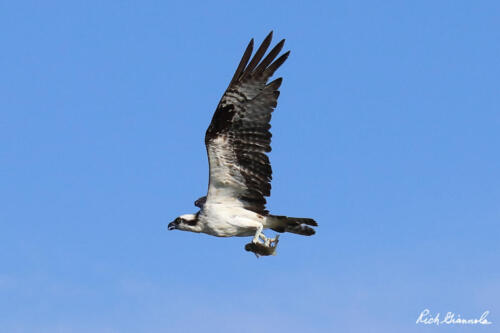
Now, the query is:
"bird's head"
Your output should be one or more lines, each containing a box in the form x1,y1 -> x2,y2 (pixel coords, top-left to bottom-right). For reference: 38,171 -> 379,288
168,214 -> 200,233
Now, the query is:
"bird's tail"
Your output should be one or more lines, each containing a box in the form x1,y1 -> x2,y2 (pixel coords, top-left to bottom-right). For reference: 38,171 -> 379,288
268,215 -> 318,236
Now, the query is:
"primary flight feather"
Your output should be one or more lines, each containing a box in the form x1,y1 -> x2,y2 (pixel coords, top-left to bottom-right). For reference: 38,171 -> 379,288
168,32 -> 317,256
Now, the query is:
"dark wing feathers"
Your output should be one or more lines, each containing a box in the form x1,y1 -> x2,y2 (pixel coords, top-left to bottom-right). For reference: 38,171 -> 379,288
229,39 -> 254,86
254,39 -> 285,74
205,32 -> 289,215
241,32 -> 273,79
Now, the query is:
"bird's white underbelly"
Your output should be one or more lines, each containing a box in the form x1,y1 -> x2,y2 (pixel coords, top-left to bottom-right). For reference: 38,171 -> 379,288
199,203 -> 264,237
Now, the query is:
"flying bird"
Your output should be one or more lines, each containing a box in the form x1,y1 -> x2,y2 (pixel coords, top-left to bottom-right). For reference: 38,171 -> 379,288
168,32 -> 317,256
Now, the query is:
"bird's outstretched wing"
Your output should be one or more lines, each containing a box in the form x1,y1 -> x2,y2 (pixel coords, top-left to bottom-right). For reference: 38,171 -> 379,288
204,31 -> 289,215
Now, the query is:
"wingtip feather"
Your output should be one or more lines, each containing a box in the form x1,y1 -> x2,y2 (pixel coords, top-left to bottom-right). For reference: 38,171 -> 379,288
229,38 -> 254,85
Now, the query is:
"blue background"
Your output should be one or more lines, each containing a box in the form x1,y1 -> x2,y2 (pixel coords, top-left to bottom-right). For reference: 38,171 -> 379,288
1,1 -> 499,332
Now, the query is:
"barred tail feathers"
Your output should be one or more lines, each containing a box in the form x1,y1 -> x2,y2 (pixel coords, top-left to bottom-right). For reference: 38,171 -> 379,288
268,215 -> 318,236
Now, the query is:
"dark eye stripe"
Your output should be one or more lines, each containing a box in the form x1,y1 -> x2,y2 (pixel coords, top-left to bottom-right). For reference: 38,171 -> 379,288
186,219 -> 198,226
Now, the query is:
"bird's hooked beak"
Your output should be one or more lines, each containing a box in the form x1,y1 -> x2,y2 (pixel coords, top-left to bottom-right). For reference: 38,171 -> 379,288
168,219 -> 178,230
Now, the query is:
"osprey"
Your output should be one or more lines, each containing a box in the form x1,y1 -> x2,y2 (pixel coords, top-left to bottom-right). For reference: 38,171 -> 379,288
168,32 -> 317,256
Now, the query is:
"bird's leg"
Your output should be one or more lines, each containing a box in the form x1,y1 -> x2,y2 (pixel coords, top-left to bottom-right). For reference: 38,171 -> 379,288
245,229 -> 279,257
259,232 -> 271,246
269,234 -> 280,247
252,224 -> 264,244
258,233 -> 279,248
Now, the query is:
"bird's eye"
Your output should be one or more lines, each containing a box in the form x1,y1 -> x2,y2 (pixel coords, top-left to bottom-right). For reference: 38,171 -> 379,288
176,218 -> 182,223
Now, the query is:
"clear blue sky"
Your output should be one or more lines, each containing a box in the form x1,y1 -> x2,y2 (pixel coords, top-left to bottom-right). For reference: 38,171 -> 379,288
1,1 -> 499,332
